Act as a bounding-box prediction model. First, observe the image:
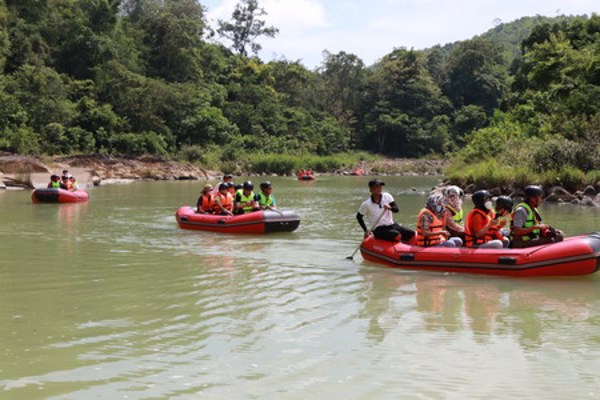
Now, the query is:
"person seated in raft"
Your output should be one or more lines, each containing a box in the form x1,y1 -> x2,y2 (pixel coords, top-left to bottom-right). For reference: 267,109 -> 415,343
495,195 -> 514,238
442,185 -> 465,241
356,179 -> 415,243
511,185 -> 564,248
196,183 -> 214,214
213,183 -> 234,216
68,175 -> 79,191
48,174 -> 67,189
465,190 -> 508,249
256,181 -> 276,210
416,194 -> 463,247
297,169 -> 305,177
234,181 -> 259,215
61,174 -> 73,190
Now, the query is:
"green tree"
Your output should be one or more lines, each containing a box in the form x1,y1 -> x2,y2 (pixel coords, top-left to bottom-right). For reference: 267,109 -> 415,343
216,0 -> 278,57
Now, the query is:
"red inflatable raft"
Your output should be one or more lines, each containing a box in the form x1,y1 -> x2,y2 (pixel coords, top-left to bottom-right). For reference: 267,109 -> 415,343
31,188 -> 89,203
176,206 -> 301,234
359,233 -> 600,277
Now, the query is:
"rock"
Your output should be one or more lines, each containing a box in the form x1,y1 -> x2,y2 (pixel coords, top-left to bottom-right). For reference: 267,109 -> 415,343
545,186 -> 576,202
594,193 -> 600,204
465,183 -> 477,194
489,187 -> 502,197
0,181 -> 5,190
91,176 -> 102,186
570,198 -> 581,205
580,196 -> 600,207
0,155 -> 49,173
583,185 -> 597,197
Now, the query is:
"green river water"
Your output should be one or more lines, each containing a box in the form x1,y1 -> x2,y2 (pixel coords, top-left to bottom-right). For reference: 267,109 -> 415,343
1,176 -> 599,399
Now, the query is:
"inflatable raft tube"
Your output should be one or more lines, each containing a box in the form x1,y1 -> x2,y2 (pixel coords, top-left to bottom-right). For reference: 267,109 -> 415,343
359,233 -> 600,277
31,188 -> 89,203
176,206 -> 300,234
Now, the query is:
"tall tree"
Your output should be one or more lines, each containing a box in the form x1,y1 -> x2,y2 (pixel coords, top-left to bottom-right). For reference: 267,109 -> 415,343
216,0 -> 278,57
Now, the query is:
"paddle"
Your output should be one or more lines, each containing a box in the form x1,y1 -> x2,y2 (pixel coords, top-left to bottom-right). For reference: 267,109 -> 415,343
266,205 -> 283,215
346,208 -> 387,260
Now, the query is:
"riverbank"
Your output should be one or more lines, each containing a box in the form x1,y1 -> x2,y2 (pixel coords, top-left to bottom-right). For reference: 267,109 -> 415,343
0,153 -> 447,190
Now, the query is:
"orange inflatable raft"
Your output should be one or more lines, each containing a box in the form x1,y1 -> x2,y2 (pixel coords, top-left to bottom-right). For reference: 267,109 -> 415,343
31,188 -> 89,203
359,233 -> 600,277
176,206 -> 301,234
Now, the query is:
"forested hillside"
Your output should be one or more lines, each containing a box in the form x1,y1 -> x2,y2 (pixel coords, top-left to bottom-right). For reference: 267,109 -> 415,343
0,0 -> 598,179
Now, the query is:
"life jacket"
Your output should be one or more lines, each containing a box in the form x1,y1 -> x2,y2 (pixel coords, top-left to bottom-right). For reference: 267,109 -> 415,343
215,192 -> 233,212
64,181 -> 73,190
465,208 -> 497,247
416,208 -> 446,246
511,202 -> 540,241
199,193 -> 214,212
50,181 -> 61,188
446,205 -> 464,224
257,192 -> 274,207
237,191 -> 256,212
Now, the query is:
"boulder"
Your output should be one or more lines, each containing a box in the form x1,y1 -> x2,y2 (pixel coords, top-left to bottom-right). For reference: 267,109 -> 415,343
91,176 -> 102,186
0,156 -> 49,174
580,196 -> 600,207
545,186 -> 576,202
583,185 -> 597,197
465,183 -> 477,194
489,187 -> 502,197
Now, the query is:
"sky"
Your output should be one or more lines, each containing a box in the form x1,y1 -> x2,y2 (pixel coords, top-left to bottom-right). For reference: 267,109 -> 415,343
202,0 -> 600,69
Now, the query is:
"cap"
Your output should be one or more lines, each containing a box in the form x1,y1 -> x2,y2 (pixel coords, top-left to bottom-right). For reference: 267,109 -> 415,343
203,183 -> 213,191
368,179 -> 385,187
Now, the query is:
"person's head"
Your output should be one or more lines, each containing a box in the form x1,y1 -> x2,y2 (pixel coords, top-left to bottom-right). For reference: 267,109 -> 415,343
243,180 -> 253,194
368,178 -> 385,195
226,181 -> 235,193
524,185 -> 544,207
61,174 -> 69,182
495,195 -> 513,216
472,190 -> 493,211
260,181 -> 272,194
219,183 -> 228,193
223,174 -> 233,182
68,174 -> 74,181
426,193 -> 444,214
62,170 -> 68,175
203,183 -> 213,194
51,174 -> 59,181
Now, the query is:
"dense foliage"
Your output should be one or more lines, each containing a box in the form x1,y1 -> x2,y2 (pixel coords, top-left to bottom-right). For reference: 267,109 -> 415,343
0,0 -> 598,178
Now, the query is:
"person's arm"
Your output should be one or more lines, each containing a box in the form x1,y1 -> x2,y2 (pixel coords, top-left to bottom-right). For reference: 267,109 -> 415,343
387,201 -> 399,213
234,193 -> 242,210
511,208 -> 547,237
472,213 -> 496,238
444,209 -> 464,232
356,212 -> 372,238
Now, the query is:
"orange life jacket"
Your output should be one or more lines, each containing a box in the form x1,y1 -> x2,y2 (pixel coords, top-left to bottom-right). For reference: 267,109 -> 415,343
465,209 -> 498,247
416,208 -> 446,246
199,194 -> 214,212
215,192 -> 233,212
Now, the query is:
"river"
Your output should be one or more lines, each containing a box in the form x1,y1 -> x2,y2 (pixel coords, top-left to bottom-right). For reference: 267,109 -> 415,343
1,176 -> 599,399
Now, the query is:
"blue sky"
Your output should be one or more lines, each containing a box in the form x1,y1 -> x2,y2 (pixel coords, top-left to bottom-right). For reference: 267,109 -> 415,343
202,0 -> 600,69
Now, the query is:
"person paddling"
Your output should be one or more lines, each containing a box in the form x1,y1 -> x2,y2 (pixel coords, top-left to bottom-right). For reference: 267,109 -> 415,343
356,179 -> 415,242
511,185 -> 564,248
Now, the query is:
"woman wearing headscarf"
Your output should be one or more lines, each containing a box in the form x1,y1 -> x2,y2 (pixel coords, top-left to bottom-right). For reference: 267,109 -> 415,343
442,185 -> 465,240
465,190 -> 508,249
416,194 -> 463,247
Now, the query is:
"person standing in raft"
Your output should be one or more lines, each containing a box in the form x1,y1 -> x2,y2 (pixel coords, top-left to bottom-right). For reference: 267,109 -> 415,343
511,185 -> 564,248
442,185 -> 465,241
465,190 -> 509,249
256,181 -> 276,209
416,194 -> 463,247
234,181 -> 259,215
213,174 -> 234,195
356,179 -> 415,242
213,183 -> 234,216
196,183 -> 214,214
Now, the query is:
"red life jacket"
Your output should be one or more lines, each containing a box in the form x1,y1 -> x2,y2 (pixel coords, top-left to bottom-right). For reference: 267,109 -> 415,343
215,192 -> 233,212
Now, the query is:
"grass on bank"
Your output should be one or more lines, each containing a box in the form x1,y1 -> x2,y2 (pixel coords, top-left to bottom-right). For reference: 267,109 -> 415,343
446,159 -> 600,192
178,145 -> 378,175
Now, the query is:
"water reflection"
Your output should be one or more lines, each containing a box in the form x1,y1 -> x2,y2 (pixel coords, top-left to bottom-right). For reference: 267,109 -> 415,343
358,267 -> 599,349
